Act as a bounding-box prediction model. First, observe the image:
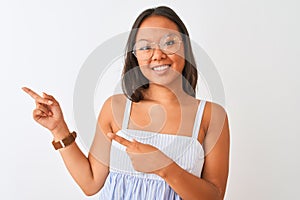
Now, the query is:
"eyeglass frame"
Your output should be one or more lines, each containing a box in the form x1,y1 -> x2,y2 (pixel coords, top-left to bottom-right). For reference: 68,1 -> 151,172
131,33 -> 183,60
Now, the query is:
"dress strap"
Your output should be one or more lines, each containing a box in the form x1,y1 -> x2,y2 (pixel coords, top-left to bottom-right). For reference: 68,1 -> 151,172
122,98 -> 132,129
192,100 -> 206,139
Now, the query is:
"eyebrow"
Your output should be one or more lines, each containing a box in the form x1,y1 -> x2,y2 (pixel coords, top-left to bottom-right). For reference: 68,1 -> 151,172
135,33 -> 181,42
135,39 -> 151,42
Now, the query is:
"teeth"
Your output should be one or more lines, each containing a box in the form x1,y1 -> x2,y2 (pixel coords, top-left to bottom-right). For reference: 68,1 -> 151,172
152,65 -> 169,71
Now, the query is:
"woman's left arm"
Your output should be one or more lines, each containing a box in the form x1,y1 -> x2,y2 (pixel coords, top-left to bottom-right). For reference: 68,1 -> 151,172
156,112 -> 230,200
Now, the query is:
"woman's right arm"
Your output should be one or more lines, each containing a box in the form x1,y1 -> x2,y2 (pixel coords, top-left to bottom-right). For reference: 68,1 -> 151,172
22,87 -> 113,196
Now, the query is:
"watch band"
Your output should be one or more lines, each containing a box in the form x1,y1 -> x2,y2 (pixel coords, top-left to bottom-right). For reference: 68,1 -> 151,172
52,131 -> 77,150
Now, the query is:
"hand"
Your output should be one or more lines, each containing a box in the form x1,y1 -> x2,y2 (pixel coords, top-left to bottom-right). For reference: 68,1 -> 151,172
107,132 -> 173,174
22,87 -> 67,134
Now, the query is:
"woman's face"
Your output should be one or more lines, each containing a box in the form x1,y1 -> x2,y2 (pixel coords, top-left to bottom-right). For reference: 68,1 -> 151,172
134,15 -> 185,86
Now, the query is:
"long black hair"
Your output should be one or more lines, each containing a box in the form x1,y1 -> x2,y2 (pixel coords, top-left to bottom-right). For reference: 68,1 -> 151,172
122,6 -> 198,102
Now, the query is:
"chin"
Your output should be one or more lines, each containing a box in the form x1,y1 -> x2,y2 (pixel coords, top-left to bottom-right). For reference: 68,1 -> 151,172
149,75 -> 182,88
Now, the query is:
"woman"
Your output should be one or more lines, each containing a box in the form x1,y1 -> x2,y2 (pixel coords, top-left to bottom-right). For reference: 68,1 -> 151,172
23,6 -> 230,200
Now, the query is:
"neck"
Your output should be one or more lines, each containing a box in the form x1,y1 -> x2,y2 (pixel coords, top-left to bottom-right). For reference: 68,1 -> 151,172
143,79 -> 188,104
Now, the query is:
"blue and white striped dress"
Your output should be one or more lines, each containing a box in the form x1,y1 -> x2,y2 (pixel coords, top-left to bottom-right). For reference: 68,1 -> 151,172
98,99 -> 206,200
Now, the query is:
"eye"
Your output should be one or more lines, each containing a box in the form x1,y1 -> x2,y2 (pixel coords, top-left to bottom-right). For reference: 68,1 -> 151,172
160,33 -> 181,48
134,40 -> 152,51
165,40 -> 176,46
138,45 -> 152,51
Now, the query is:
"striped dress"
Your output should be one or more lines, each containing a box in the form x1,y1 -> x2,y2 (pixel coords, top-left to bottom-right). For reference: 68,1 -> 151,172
98,99 -> 206,200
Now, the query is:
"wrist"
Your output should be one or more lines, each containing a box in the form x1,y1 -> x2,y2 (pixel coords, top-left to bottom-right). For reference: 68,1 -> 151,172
51,122 -> 70,141
155,161 -> 178,179
52,131 -> 77,150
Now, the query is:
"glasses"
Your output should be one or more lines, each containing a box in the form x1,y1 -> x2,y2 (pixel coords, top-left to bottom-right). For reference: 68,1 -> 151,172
132,33 -> 182,60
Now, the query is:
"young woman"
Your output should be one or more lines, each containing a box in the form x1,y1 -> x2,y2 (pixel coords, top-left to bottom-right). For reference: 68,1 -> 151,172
23,6 -> 230,200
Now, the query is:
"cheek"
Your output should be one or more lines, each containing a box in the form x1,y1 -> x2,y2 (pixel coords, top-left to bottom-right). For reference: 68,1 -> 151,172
171,54 -> 185,73
137,57 -> 151,68
173,46 -> 185,71
176,46 -> 185,60
138,63 -> 151,79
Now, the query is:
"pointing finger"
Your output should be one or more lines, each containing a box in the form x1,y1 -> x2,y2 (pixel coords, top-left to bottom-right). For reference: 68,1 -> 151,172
107,132 -> 132,147
22,87 -> 53,105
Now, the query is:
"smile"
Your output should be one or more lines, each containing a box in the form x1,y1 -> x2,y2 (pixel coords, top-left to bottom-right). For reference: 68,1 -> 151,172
151,65 -> 170,71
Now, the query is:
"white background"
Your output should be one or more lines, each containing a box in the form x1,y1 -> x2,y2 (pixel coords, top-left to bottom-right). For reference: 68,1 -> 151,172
1,0 -> 299,199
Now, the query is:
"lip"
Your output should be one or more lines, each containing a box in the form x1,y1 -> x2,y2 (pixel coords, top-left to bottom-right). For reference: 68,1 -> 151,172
150,64 -> 171,69
150,64 -> 171,75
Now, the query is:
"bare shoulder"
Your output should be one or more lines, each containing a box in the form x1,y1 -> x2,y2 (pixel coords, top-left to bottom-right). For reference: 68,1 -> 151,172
99,94 -> 127,113
98,94 -> 128,132
201,100 -> 228,132
110,93 -> 128,105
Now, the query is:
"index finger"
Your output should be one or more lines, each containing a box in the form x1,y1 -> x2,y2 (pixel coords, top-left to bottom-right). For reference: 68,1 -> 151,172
107,132 -> 132,147
22,87 -> 53,105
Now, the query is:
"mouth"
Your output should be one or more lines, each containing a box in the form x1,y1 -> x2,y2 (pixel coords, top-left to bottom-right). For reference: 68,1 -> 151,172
151,64 -> 171,71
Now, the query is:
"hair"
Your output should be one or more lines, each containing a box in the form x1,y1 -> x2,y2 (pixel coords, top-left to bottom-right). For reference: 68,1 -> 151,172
121,6 -> 198,102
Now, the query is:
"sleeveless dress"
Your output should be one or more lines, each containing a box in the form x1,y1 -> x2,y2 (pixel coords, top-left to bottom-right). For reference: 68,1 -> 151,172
98,99 -> 206,200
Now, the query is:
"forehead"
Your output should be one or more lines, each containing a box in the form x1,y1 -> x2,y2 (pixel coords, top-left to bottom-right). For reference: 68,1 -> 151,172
136,16 -> 181,41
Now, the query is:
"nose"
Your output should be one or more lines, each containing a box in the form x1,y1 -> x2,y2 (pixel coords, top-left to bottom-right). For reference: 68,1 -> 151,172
151,45 -> 167,61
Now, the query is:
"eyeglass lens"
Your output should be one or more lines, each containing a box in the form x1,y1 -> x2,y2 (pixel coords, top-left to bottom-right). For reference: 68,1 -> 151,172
133,33 -> 181,60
